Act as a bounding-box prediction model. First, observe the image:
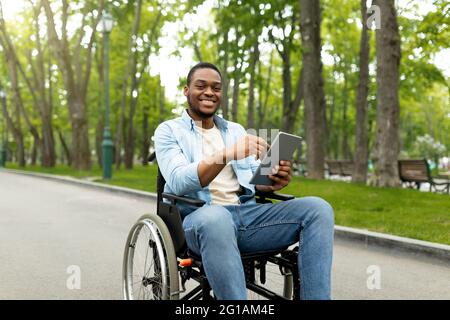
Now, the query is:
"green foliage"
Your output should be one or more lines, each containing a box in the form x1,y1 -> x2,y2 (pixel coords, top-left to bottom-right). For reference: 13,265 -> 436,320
0,0 -> 449,167
412,134 -> 447,162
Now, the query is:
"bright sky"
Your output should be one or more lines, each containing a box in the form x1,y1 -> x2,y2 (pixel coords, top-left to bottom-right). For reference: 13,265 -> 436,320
1,0 -> 449,104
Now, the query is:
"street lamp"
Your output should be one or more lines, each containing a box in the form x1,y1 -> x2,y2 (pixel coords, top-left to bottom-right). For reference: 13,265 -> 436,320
0,89 -> 6,168
100,10 -> 114,179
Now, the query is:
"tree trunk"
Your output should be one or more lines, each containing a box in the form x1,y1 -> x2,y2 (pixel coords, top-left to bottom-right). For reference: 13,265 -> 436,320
281,51 -> 292,132
125,22 -> 160,168
372,0 -> 401,187
117,0 -> 143,170
32,2 -> 55,167
15,130 -> 25,167
142,104 -> 150,166
42,0 -> 104,170
0,87 -> 25,167
158,80 -> 165,123
41,113 -> 56,167
31,137 -> 38,165
268,13 -> 303,134
69,103 -> 91,170
192,33 -> 203,61
341,71 -> 350,159
231,69 -> 241,123
284,68 -> 303,133
57,128 -> 72,166
352,0 -> 371,183
327,59 -> 338,159
300,0 -> 326,179
220,29 -> 230,119
247,41 -> 259,129
0,22 -> 42,166
257,51 -> 274,130
125,103 -> 136,169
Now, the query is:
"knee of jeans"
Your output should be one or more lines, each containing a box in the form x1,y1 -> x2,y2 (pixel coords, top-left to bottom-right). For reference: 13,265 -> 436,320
301,196 -> 334,227
196,205 -> 236,236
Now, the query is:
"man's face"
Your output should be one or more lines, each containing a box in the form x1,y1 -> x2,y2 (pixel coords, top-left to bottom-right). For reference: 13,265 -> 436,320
184,68 -> 222,119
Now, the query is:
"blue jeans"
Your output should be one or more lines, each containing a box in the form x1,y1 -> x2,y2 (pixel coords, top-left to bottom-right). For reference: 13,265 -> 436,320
181,196 -> 334,300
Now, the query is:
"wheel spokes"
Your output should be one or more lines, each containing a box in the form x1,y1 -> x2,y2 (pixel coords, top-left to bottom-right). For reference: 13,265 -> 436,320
126,221 -> 168,300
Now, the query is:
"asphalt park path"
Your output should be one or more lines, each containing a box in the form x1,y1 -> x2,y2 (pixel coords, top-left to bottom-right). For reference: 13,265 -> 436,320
0,170 -> 449,299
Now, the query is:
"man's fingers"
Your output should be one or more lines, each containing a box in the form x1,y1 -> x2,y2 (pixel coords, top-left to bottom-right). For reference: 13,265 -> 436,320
280,160 -> 292,166
257,144 -> 267,159
272,165 -> 291,174
268,175 -> 282,182
244,135 -> 271,159
277,165 -> 292,173
257,137 -> 269,150
273,169 -> 289,177
252,142 -> 268,159
269,172 -> 291,182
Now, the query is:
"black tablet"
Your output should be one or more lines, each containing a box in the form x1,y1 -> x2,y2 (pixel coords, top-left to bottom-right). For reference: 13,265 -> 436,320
249,132 -> 303,185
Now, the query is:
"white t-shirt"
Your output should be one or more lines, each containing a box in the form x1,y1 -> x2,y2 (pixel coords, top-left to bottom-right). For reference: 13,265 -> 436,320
198,124 -> 241,205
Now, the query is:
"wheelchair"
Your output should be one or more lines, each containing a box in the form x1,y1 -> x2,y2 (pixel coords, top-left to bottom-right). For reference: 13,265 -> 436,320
122,164 -> 301,300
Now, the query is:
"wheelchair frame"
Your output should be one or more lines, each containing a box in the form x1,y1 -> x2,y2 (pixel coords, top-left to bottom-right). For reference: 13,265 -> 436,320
123,166 -> 301,300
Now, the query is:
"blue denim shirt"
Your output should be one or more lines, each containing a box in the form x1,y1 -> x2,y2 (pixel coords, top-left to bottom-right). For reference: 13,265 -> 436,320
154,109 -> 260,208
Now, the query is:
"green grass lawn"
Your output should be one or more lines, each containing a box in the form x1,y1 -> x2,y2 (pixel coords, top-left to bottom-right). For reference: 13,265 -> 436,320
6,163 -> 450,245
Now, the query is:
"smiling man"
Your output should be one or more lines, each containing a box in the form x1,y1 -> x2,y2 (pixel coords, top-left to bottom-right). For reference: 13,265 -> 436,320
155,62 -> 334,300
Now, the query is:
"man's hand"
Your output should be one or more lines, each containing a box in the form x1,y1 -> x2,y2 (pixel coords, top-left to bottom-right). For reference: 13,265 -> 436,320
256,160 -> 292,192
199,135 -> 268,188
226,134 -> 269,161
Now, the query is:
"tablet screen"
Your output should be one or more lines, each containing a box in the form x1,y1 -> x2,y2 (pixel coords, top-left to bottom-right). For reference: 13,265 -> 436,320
249,132 -> 302,185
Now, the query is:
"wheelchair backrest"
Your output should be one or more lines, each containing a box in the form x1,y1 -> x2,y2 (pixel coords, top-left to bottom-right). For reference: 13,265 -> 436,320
148,150 -> 167,212
155,156 -> 187,254
156,166 -> 166,212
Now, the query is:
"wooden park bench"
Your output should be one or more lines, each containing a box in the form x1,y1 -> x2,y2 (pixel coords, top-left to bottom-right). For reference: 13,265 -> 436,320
340,160 -> 354,176
326,160 -> 354,177
398,159 -> 450,194
326,160 -> 341,176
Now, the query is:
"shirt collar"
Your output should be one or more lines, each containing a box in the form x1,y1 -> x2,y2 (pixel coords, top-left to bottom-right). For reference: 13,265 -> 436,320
182,109 -> 228,132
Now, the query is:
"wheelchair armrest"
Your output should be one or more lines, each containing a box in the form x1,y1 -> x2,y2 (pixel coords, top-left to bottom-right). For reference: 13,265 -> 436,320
161,192 -> 206,207
255,190 -> 295,202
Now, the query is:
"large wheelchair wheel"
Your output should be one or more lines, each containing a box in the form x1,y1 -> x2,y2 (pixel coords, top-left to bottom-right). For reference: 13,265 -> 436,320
247,260 -> 294,300
123,214 -> 179,300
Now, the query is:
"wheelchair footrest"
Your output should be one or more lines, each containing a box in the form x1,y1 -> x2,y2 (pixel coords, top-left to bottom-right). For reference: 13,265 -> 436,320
179,258 -> 193,267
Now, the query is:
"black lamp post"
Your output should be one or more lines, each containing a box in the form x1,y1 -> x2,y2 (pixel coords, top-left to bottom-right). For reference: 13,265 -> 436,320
100,10 -> 114,179
0,89 -> 6,168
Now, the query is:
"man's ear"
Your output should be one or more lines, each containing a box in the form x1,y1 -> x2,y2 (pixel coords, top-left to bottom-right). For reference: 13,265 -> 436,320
183,85 -> 189,97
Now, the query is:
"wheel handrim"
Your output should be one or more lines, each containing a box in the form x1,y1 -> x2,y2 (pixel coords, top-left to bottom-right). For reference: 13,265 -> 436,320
125,220 -> 168,300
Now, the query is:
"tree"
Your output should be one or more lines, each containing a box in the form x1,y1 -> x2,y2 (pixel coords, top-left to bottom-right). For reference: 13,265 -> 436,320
115,0 -> 143,170
42,0 -> 105,170
124,9 -> 162,169
256,50 -> 274,130
267,1 -> 303,133
372,0 -> 401,187
0,79 -> 25,167
0,4 -> 29,167
247,41 -> 259,129
352,0 -> 371,183
300,0 -> 326,179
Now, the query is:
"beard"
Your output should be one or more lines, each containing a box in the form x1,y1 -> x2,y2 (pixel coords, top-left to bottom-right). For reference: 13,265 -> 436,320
186,94 -> 220,119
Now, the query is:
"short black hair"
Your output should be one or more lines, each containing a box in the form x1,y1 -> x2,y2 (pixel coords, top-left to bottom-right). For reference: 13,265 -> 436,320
186,62 -> 222,87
